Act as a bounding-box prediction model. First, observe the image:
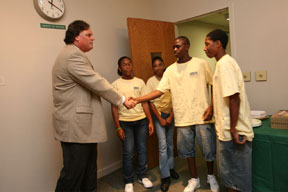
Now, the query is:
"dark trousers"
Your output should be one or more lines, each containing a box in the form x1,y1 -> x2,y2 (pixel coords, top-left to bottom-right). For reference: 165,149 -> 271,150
55,142 -> 98,192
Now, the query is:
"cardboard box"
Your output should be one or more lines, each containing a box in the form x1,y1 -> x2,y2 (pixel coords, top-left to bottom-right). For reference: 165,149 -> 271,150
271,110 -> 288,129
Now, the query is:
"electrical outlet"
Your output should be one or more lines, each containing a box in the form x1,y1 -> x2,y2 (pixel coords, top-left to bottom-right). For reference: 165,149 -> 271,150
243,72 -> 251,82
255,71 -> 267,81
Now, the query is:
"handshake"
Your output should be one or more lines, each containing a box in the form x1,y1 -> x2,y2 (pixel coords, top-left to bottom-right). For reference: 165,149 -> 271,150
123,97 -> 139,109
121,90 -> 160,109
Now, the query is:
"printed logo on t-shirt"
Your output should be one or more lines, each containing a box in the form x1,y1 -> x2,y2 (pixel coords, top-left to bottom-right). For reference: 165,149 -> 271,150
190,72 -> 198,76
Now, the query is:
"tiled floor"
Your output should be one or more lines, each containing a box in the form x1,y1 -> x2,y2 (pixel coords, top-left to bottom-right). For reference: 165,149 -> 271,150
98,152 -> 225,192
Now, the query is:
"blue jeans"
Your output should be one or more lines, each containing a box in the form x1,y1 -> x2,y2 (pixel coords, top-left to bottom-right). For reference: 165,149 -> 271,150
177,123 -> 216,161
120,118 -> 148,184
217,140 -> 252,192
154,112 -> 175,178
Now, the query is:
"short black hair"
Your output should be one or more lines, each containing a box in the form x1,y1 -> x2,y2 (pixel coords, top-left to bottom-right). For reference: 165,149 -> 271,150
176,36 -> 190,46
152,56 -> 164,67
206,29 -> 228,49
64,20 -> 90,45
117,56 -> 132,76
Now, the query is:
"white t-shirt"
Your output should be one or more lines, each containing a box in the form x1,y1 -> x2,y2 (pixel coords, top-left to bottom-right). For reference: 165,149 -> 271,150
145,75 -> 172,114
157,57 -> 213,126
213,54 -> 254,141
112,77 -> 146,121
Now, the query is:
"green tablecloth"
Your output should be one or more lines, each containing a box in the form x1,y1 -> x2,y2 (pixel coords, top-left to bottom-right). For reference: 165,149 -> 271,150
252,117 -> 288,192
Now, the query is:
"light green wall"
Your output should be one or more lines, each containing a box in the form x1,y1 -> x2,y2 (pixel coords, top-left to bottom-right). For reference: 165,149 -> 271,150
177,21 -> 231,72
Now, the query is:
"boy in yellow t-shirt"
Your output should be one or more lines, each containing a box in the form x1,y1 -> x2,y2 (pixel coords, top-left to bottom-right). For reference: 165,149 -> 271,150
145,56 -> 179,192
135,37 -> 219,192
204,29 -> 254,192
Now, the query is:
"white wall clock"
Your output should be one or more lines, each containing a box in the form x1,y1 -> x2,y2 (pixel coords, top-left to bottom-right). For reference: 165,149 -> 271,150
33,0 -> 65,21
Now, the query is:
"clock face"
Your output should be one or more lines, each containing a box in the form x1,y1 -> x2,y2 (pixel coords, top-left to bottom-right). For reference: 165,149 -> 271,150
34,0 -> 65,20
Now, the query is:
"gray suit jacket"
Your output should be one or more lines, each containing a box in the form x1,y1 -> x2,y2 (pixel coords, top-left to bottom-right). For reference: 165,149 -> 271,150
52,44 -> 122,143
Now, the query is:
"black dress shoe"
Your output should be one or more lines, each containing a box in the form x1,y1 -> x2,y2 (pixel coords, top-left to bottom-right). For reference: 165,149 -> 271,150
160,177 -> 171,192
170,169 -> 179,180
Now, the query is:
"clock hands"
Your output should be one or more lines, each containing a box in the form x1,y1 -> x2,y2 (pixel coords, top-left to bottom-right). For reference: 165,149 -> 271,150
47,0 -> 63,12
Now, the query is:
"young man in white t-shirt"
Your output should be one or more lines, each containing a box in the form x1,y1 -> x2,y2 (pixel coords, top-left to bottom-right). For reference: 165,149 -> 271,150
134,37 -> 219,192
204,29 -> 254,192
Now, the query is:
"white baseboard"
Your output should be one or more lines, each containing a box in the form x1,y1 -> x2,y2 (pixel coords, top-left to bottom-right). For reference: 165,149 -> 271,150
97,160 -> 122,178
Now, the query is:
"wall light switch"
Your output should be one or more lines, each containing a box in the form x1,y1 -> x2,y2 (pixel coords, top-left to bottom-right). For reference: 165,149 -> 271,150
0,76 -> 6,86
243,72 -> 251,82
255,71 -> 267,81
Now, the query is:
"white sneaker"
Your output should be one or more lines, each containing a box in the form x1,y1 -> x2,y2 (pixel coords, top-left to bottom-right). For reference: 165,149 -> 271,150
207,175 -> 219,192
138,177 -> 153,188
183,178 -> 200,192
125,183 -> 134,192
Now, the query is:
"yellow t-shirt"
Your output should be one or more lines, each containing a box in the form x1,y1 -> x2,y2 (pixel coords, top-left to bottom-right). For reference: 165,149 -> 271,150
213,54 -> 254,141
157,57 -> 213,127
145,75 -> 172,114
112,77 -> 146,121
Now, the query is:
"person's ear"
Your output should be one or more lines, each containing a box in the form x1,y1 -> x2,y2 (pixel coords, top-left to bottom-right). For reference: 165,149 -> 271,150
215,40 -> 222,48
74,35 -> 80,43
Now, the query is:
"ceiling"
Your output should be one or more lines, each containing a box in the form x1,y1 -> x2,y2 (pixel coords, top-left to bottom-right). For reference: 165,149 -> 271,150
180,8 -> 229,28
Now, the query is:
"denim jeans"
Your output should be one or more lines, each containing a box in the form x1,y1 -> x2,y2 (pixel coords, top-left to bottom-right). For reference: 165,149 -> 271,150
120,118 -> 148,184
154,112 -> 175,178
177,123 -> 216,161
217,140 -> 252,192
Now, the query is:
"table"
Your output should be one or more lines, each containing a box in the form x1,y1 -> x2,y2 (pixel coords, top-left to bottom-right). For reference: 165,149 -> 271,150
252,117 -> 288,192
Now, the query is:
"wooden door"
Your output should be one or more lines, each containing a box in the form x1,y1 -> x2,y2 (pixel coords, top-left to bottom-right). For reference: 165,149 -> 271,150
127,18 -> 176,169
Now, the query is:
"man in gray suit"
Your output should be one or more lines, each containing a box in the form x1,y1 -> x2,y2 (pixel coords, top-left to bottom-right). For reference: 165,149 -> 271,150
52,20 -> 134,192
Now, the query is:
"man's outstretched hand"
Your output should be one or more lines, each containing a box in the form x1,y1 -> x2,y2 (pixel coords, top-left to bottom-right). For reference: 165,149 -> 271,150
123,97 -> 138,109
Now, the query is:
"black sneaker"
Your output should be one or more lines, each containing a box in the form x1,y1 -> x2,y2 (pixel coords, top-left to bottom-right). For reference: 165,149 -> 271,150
160,177 -> 171,192
170,169 -> 179,180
